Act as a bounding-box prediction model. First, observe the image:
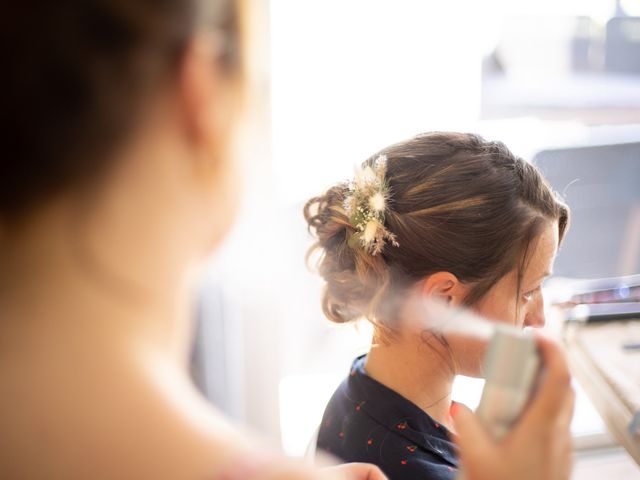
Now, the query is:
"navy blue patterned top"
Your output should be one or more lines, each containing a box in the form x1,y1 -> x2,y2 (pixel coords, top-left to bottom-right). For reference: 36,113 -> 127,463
316,355 -> 459,480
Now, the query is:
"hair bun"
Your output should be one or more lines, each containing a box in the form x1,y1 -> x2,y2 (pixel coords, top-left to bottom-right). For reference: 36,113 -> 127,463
304,182 -> 391,326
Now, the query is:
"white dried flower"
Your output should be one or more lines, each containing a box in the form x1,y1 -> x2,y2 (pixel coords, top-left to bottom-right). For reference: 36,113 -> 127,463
369,192 -> 385,212
355,165 -> 377,188
345,155 -> 399,255
362,219 -> 379,244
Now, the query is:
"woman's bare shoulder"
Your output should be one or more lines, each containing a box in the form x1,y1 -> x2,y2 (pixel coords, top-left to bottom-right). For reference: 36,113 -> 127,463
97,360 -> 253,479
0,351 -> 253,479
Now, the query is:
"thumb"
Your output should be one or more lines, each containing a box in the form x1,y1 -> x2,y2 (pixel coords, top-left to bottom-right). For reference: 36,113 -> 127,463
452,403 -> 493,463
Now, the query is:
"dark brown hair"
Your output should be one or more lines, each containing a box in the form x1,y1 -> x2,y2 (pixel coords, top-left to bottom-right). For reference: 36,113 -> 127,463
1,0 -> 240,221
304,132 -> 569,332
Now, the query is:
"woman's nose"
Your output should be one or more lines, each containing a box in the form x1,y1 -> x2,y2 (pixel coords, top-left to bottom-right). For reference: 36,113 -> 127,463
524,305 -> 546,328
523,291 -> 547,328
524,312 -> 545,328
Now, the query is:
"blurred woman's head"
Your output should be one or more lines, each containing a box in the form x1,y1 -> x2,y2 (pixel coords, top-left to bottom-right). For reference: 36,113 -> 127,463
305,132 -> 569,375
2,0 -> 245,252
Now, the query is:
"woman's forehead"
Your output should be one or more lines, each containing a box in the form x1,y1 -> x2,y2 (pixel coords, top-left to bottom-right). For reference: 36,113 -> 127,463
524,222 -> 559,282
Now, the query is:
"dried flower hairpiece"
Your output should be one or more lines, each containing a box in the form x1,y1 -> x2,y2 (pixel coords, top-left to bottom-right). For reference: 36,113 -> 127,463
344,155 -> 399,255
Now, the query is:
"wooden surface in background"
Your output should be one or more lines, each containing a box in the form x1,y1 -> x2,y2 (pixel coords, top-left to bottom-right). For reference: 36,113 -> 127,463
564,319 -> 640,465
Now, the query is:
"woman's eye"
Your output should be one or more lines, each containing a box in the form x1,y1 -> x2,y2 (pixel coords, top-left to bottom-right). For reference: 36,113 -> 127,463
523,286 -> 541,301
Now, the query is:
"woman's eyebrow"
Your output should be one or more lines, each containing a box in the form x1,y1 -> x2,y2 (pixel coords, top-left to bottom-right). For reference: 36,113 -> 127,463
540,271 -> 553,281
530,271 -> 552,286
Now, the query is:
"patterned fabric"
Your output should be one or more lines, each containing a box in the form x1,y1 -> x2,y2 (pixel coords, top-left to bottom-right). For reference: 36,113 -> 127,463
317,355 -> 459,480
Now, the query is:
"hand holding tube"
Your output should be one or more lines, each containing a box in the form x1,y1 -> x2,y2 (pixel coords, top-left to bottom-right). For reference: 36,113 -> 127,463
453,335 -> 575,480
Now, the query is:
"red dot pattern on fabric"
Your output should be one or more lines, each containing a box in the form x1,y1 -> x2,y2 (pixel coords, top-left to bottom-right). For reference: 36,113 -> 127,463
317,356 -> 460,479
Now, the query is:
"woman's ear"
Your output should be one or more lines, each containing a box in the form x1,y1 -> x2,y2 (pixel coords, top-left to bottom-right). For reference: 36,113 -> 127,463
420,272 -> 469,306
178,33 -> 226,147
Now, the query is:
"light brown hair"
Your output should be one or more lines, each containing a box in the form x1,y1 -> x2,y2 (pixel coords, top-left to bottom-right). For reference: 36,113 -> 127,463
304,132 -> 569,334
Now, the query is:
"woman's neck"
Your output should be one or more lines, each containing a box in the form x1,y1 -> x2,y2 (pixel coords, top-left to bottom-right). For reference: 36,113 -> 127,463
364,333 -> 456,430
0,192 -> 199,370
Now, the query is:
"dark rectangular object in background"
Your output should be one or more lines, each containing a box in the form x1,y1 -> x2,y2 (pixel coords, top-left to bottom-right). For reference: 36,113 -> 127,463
533,142 -> 640,279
